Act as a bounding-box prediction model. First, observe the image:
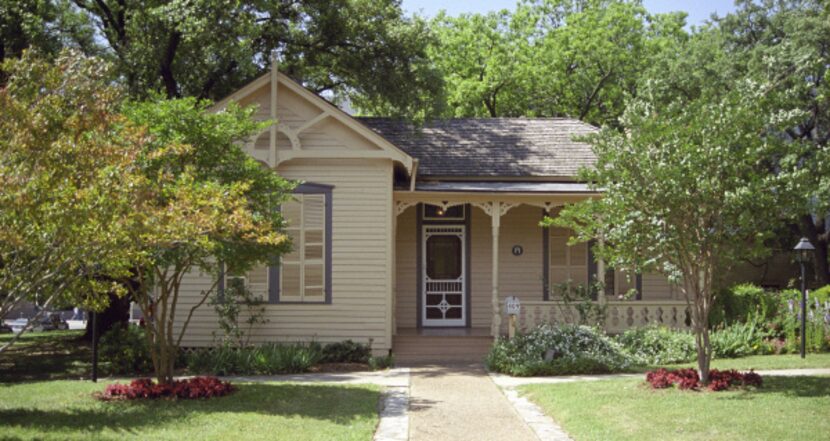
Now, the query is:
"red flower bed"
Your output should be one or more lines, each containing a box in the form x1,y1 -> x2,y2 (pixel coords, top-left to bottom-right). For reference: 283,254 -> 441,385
101,377 -> 235,400
646,368 -> 762,391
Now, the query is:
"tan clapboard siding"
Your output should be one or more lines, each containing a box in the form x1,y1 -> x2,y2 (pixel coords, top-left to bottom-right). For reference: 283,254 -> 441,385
395,206 -> 418,328
176,67 -> 395,352
175,159 -> 393,351
641,272 -> 678,300
470,206 -> 494,328
498,205 -> 545,302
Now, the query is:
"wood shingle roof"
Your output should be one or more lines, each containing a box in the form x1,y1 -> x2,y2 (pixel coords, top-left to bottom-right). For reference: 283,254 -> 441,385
357,117 -> 598,178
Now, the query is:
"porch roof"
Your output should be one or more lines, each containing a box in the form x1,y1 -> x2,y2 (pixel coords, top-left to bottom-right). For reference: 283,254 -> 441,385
411,181 -> 595,193
358,117 -> 598,178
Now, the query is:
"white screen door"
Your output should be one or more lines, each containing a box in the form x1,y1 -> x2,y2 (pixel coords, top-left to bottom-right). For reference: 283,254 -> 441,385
422,225 -> 466,326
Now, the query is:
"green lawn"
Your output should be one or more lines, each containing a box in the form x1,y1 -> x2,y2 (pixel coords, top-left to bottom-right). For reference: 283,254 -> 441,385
661,353 -> 830,371
523,376 -> 830,441
0,380 -> 380,441
0,330 -> 92,383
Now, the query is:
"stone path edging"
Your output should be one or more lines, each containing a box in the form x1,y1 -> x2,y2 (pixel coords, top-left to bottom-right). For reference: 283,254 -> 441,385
499,386 -> 573,441
374,385 -> 410,441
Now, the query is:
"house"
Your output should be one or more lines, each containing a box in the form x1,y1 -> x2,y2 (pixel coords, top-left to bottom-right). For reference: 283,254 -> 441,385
174,65 -> 785,362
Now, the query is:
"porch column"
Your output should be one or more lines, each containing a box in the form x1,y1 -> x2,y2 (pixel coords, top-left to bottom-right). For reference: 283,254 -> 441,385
597,237 -> 607,306
491,202 -> 501,337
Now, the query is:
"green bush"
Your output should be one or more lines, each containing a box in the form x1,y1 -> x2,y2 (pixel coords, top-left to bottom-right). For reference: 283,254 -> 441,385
773,288 -> 829,353
368,354 -> 395,370
486,324 -> 638,376
186,342 -> 323,375
99,324 -> 153,375
321,340 -> 372,363
615,325 -> 697,365
710,316 -> 773,358
711,283 -> 780,326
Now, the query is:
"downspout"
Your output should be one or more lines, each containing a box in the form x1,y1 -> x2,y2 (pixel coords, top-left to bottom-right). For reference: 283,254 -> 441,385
409,158 -> 420,192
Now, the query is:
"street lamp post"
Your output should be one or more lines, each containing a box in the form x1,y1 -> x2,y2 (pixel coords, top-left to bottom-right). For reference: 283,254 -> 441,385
793,238 -> 815,359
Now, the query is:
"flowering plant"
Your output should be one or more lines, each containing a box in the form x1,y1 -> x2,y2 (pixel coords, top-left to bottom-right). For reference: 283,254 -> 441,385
101,376 -> 235,400
646,368 -> 762,392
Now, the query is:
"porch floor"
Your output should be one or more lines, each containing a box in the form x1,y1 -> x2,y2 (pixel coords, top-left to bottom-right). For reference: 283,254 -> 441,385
395,327 -> 491,337
393,328 -> 494,365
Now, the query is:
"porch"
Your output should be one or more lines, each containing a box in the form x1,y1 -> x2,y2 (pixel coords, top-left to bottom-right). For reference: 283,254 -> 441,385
392,191 -> 692,344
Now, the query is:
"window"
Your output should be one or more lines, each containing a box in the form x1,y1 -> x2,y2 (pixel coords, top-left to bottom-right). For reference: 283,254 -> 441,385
548,226 -> 588,288
225,266 -> 269,299
280,193 -> 327,302
219,183 -> 332,304
426,235 -> 462,279
604,268 -> 636,297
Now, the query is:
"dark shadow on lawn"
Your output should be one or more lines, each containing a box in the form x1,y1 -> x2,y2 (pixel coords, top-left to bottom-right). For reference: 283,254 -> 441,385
0,383 -> 378,434
721,376 -> 830,401
0,331 -> 91,383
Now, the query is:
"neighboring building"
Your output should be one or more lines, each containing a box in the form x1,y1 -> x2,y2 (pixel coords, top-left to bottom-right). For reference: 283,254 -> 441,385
174,65 -> 790,361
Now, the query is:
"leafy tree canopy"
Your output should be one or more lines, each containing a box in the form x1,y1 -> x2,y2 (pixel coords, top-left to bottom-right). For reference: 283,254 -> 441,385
546,26 -> 815,381
715,0 -> 830,284
120,96 -> 295,383
0,50 -> 143,350
1,0 -> 444,119
428,0 -> 688,125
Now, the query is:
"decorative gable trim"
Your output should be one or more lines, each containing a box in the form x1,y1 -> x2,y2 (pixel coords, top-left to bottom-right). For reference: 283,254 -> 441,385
211,69 -> 414,173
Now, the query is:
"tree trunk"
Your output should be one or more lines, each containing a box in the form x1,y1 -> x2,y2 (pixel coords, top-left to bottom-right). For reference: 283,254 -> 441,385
685,267 -> 713,384
695,326 -> 713,384
82,292 -> 130,341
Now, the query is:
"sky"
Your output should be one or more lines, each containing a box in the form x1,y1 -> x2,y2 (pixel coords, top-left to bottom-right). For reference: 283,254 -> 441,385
401,0 -> 739,26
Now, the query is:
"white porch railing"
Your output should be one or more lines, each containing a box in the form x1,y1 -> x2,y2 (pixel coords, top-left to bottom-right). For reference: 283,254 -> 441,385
504,300 -> 692,334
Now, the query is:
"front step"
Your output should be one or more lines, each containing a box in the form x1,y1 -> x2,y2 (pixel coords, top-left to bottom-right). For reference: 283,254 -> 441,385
393,335 -> 494,365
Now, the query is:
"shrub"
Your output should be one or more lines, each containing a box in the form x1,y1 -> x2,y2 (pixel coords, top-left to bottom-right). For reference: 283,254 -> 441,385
711,283 -> 779,326
186,342 -> 322,375
99,324 -> 153,375
209,280 -> 268,348
810,285 -> 830,304
645,368 -> 762,391
710,316 -> 773,358
368,354 -> 395,370
616,325 -> 697,365
101,377 -> 234,400
486,324 -> 638,376
321,340 -> 372,363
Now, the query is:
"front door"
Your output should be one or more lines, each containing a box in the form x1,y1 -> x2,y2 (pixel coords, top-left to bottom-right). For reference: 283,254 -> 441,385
422,225 -> 465,326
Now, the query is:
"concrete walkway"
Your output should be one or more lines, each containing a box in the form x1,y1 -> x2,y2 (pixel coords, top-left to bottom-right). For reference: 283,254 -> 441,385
408,364 -> 541,441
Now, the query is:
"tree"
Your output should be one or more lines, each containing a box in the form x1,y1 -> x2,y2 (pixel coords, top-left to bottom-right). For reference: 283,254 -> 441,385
119,97 -> 294,384
0,50 -> 143,352
716,0 -> 830,285
546,31 -> 806,383
68,0 -> 442,118
427,0 -> 688,125
428,10 -> 526,117
0,0 -> 97,83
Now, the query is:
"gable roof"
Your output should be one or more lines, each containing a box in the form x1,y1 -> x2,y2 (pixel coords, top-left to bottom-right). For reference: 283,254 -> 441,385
357,117 -> 598,178
212,70 -> 414,172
